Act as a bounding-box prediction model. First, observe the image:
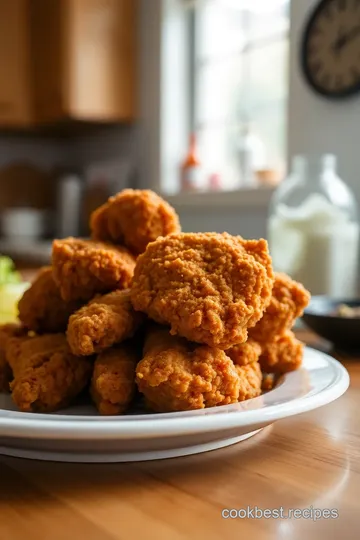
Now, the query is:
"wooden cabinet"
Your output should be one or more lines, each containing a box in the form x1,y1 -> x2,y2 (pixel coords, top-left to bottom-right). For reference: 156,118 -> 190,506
30,0 -> 64,123
0,0 -> 32,127
65,0 -> 137,122
0,0 -> 137,128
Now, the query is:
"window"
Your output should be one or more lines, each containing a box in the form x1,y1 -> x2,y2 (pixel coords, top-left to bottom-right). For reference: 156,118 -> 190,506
191,0 -> 290,191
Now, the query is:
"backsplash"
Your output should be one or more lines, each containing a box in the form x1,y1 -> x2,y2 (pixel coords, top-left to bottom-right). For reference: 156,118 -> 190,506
0,125 -> 140,210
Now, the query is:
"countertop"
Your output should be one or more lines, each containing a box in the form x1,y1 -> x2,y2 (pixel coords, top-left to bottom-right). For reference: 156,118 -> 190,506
0,330 -> 358,540
0,239 -> 52,266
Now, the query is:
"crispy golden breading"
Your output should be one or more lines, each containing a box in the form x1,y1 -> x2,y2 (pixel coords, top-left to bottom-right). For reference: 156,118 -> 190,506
249,272 -> 310,344
261,373 -> 276,392
6,333 -> 68,372
259,331 -> 303,374
0,324 -> 26,392
67,289 -> 144,356
131,233 -> 274,349
18,267 -> 82,333
7,333 -> 92,412
136,326 -> 261,412
91,344 -> 138,415
235,361 -> 262,401
227,339 -> 262,366
52,238 -> 136,302
90,189 -> 181,255
142,324 -> 188,356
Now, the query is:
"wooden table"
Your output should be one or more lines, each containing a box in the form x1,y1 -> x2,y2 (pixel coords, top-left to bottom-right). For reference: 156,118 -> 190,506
0,331 -> 359,540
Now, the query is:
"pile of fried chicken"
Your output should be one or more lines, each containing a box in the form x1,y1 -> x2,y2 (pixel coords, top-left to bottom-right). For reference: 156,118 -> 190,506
0,189 -> 310,415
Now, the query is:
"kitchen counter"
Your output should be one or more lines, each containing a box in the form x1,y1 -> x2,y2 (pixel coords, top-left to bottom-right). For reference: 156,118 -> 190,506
0,330 -> 357,539
0,239 -> 52,266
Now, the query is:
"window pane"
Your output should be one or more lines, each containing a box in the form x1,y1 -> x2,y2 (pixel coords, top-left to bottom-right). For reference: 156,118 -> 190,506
198,125 -> 241,190
196,39 -> 288,172
247,3 -> 289,43
245,40 -> 288,108
249,101 -> 287,172
243,39 -> 288,168
196,2 -> 245,60
196,58 -> 243,124
197,0 -> 289,59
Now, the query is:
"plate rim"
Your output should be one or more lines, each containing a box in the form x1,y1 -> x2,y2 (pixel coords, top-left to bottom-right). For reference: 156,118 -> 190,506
0,347 -> 349,440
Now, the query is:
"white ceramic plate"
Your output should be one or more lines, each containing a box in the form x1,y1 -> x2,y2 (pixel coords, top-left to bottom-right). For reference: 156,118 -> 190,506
0,347 -> 349,463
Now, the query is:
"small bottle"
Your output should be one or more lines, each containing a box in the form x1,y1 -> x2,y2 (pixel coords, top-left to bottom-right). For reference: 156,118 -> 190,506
268,154 -> 359,298
238,123 -> 265,187
181,133 -> 205,191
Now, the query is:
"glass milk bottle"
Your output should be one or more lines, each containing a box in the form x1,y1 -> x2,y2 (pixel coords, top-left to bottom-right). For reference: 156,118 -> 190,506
268,155 -> 359,297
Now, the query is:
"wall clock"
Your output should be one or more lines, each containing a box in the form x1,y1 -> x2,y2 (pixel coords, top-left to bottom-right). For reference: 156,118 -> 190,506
302,0 -> 360,99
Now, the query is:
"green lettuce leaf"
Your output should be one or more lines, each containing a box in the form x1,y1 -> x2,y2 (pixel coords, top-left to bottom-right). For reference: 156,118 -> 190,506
0,256 -> 21,285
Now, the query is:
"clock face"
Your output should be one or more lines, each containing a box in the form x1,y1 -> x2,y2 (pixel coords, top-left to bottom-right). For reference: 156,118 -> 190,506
302,0 -> 360,98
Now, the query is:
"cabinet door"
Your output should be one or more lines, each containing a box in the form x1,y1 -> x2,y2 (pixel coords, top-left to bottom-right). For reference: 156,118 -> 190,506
0,0 -> 32,126
30,0 -> 64,124
64,0 -> 137,122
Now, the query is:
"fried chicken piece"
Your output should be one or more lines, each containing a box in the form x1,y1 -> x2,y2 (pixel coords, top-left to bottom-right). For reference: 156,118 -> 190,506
90,189 -> 181,255
52,238 -> 136,302
261,373 -> 276,392
18,267 -> 82,333
235,361 -> 262,401
259,331 -> 303,374
0,356 -> 11,393
227,339 -> 262,366
91,343 -> 138,415
0,352 -> 11,392
67,289 -> 144,356
249,272 -> 310,344
142,324 -> 188,356
131,232 -> 274,349
136,326 -> 262,412
7,333 -> 92,412
6,333 -> 68,372
0,323 -> 26,392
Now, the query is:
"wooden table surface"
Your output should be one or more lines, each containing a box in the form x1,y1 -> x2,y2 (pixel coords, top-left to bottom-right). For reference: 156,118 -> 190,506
0,330 -> 359,540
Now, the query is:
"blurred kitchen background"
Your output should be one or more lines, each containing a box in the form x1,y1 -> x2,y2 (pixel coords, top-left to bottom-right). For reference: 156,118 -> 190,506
0,0 -> 359,275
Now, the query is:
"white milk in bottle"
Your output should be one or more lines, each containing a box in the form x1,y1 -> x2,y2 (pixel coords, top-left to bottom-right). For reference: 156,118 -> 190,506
268,155 -> 359,297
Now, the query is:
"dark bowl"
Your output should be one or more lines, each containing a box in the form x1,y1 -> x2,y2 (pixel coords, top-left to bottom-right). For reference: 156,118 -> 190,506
303,296 -> 360,351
